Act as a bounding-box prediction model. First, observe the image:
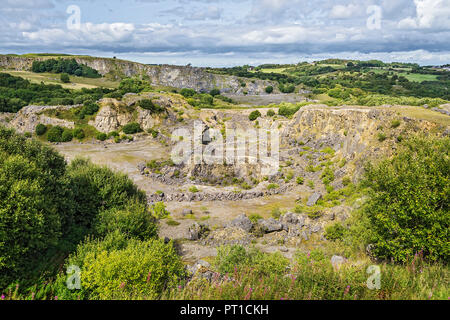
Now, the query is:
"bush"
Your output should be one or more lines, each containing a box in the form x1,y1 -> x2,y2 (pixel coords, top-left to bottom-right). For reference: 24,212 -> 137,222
324,223 -> 345,241
265,86 -> 274,94
391,120 -> 401,128
296,176 -> 304,185
249,110 -> 261,121
73,128 -> 85,140
96,132 -> 107,141
59,234 -> 185,300
278,103 -> 301,117
95,200 -> 158,240
267,183 -> 279,190
61,129 -> 73,142
60,73 -> 70,83
122,122 -> 142,134
189,186 -> 200,193
66,158 -> 147,229
377,133 -> 387,142
266,109 -> 275,117
279,83 -> 295,93
80,101 -> 99,118
150,202 -> 170,220
209,89 -> 221,96
180,88 -> 196,98
47,126 -> 64,142
35,124 -> 47,136
119,78 -> 151,94
138,99 -> 165,113
0,127 -> 68,288
355,135 -> 449,263
214,245 -> 289,276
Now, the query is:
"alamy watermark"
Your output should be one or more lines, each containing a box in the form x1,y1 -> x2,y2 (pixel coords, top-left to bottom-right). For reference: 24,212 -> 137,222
366,265 -> 381,290
67,5 -> 81,30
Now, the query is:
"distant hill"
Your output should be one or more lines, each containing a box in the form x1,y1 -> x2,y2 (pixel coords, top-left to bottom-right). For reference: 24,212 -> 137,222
0,54 -> 275,96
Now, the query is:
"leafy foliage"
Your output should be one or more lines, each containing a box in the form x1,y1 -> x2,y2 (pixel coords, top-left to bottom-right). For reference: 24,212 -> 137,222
355,135 -> 449,263
31,59 -> 101,78
122,122 -> 142,134
249,110 -> 261,121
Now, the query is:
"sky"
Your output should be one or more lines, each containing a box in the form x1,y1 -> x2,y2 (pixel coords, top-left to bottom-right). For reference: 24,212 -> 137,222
0,0 -> 449,67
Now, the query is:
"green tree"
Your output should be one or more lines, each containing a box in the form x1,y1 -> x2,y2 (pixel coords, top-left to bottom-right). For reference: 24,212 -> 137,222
47,126 -> 64,142
60,73 -> 70,83
354,135 -> 449,263
35,124 -> 47,136
249,110 -> 261,121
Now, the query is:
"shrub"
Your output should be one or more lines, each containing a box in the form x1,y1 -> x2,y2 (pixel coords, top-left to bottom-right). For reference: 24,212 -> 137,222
180,88 -> 196,98
265,86 -> 274,94
0,127 -> 68,288
248,214 -> 263,224
80,101 -> 99,118
355,135 -> 449,263
35,123 -> 47,136
266,109 -> 275,117
249,110 -> 261,121
60,73 -> 70,83
73,128 -> 85,140
148,129 -> 159,138
66,158 -> 146,229
267,183 -> 279,190
321,166 -> 335,185
61,129 -> 73,142
150,202 -> 170,220
214,245 -> 289,276
278,103 -> 300,117
279,83 -> 295,93
189,186 -> 200,193
96,132 -> 107,141
61,234 -> 185,300
296,176 -> 304,185
209,89 -> 221,96
95,200 -> 158,240
122,122 -> 142,134
119,78 -> 151,94
377,133 -> 387,142
391,120 -> 401,128
108,131 -> 119,138
47,126 -> 64,142
138,99 -> 165,113
324,223 -> 346,241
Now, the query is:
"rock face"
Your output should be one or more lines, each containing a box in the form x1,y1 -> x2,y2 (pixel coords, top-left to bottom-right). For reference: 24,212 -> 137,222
0,55 -> 276,95
307,193 -> 322,207
9,105 -> 76,133
92,104 -> 132,133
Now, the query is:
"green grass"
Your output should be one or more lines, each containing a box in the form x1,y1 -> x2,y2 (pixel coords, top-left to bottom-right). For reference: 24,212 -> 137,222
4,70 -> 119,89
164,247 -> 449,300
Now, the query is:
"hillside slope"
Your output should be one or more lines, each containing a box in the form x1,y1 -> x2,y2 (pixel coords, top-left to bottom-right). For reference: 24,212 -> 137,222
0,54 -> 275,95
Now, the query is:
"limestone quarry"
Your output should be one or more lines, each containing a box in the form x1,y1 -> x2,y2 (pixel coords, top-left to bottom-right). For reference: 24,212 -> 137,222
3,88 -> 448,263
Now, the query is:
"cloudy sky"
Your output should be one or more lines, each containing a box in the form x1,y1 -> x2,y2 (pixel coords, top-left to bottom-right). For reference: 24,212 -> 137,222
1,0 -> 449,66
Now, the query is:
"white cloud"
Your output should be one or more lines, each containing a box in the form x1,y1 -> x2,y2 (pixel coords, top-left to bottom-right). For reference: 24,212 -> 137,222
398,0 -> 450,29
23,23 -> 135,44
329,4 -> 360,19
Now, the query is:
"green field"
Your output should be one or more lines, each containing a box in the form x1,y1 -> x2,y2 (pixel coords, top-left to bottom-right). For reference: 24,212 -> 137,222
368,68 -> 438,82
2,70 -> 120,89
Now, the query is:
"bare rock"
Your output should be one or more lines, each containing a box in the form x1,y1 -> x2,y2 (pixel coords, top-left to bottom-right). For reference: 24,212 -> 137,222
260,218 -> 283,233
227,214 -> 253,232
307,192 -> 322,206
